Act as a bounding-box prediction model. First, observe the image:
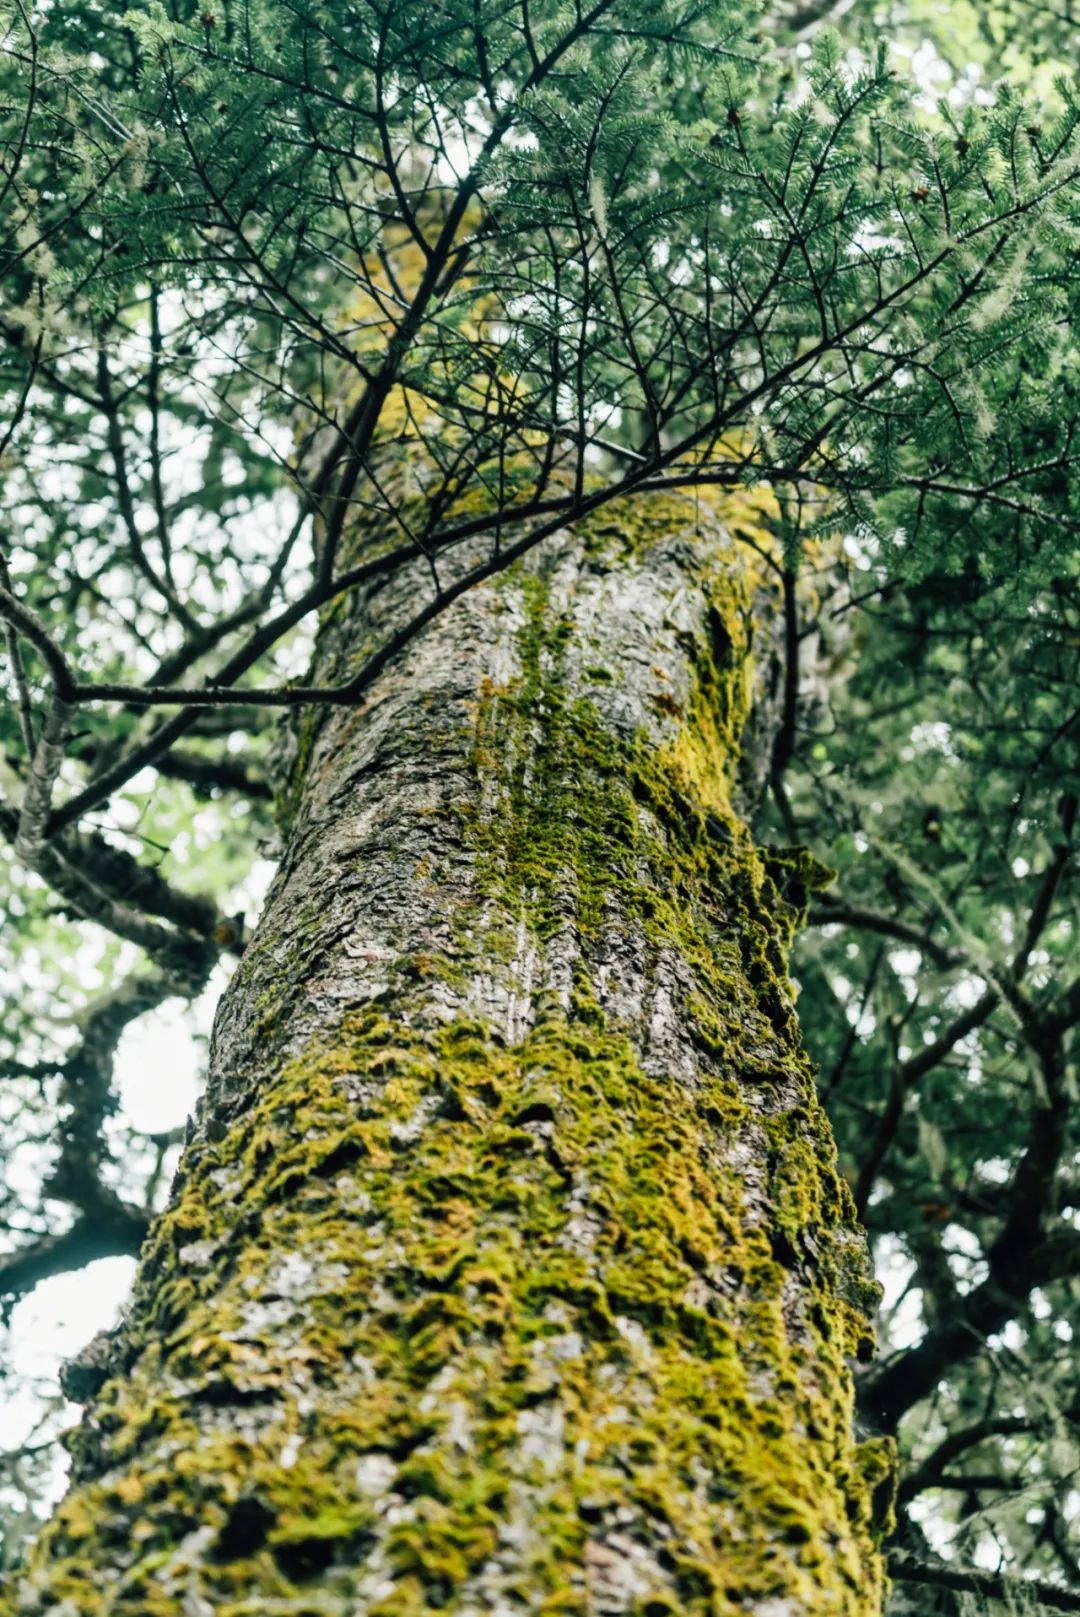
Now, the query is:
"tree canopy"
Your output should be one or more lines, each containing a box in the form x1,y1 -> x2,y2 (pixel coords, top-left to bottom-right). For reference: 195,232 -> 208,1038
2,0 -> 1080,1605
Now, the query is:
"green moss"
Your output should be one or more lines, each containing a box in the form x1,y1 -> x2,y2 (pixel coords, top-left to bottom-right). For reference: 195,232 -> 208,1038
23,1009 -> 882,1612
8,492 -> 889,1616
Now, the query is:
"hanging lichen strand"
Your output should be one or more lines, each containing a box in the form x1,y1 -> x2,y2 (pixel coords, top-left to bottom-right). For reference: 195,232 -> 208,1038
10,493 -> 893,1617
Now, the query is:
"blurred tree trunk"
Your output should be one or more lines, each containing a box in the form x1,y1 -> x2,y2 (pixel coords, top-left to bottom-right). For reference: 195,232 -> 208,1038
9,495 -> 893,1617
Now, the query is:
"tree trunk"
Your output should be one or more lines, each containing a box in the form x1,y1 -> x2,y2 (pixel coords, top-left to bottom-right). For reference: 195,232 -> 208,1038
9,495 -> 893,1617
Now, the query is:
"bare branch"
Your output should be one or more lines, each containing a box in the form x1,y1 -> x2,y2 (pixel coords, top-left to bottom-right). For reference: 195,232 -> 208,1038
888,1551 -> 1080,1614
13,694 -> 72,869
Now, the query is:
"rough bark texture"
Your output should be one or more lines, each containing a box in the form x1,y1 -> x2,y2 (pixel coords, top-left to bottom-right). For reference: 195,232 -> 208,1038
8,492 -> 892,1617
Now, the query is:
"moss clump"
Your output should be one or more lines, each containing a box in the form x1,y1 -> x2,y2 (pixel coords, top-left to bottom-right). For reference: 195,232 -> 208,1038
8,491 -> 889,1617
17,1009 -> 885,1615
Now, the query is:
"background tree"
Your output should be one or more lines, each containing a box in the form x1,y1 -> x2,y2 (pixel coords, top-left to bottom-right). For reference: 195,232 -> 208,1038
1,0 -> 1080,1610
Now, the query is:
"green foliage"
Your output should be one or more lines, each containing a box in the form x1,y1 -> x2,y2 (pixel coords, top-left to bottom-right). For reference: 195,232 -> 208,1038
775,538 -> 1080,1595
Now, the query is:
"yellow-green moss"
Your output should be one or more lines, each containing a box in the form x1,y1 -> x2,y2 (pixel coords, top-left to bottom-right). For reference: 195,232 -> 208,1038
21,1004 -> 885,1615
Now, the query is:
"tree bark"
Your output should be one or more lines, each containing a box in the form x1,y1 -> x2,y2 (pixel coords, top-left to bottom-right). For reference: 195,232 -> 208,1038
8,494 -> 892,1616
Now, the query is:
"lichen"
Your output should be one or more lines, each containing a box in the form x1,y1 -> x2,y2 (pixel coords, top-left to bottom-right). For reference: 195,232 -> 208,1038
6,491 -> 891,1616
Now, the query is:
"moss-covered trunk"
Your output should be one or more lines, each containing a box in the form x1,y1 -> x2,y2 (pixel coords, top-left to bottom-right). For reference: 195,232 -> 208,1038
11,496 -> 892,1616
